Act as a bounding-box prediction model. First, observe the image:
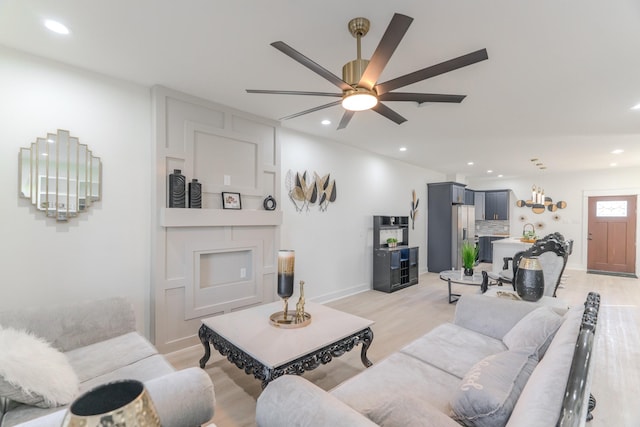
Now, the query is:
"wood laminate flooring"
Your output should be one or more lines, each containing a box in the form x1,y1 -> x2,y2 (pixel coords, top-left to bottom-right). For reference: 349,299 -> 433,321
166,267 -> 640,427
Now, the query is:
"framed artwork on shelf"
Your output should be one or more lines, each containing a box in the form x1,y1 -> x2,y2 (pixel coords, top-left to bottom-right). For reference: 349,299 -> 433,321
222,192 -> 242,210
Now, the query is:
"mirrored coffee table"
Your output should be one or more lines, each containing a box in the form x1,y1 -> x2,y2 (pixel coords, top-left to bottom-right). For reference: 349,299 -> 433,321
439,269 -> 487,303
199,301 -> 374,388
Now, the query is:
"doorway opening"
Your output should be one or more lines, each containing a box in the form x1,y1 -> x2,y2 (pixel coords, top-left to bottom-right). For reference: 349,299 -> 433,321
587,195 -> 637,278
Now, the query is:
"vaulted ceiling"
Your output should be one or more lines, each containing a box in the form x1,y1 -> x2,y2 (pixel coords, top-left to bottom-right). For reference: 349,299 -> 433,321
1,0 -> 639,179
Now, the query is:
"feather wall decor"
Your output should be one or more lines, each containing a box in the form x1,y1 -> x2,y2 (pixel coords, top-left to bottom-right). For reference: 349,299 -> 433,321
285,170 -> 337,212
410,189 -> 419,230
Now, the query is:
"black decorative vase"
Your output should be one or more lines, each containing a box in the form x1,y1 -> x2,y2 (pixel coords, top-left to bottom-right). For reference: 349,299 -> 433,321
464,267 -> 474,277
263,195 -> 276,211
168,169 -> 186,208
188,179 -> 202,208
515,256 -> 545,301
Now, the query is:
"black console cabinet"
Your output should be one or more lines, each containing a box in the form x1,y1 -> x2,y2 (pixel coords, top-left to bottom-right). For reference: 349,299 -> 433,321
373,216 -> 419,292
373,247 -> 419,293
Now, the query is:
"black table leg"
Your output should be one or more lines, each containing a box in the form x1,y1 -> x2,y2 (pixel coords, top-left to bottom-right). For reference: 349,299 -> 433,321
198,324 -> 212,368
360,327 -> 374,367
448,278 -> 461,303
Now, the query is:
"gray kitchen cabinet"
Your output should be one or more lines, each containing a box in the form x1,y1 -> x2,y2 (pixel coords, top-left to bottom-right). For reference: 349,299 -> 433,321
475,191 -> 485,220
478,236 -> 504,262
452,184 -> 466,204
485,190 -> 509,220
464,189 -> 475,205
427,182 -> 475,273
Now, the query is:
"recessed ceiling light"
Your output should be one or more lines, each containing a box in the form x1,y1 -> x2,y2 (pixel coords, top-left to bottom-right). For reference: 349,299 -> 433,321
610,162 -> 618,167
44,19 -> 70,35
467,161 -> 474,166
399,147 -> 407,152
611,149 -> 624,154
498,174 -> 503,178
321,119 -> 331,125
631,103 -> 640,110
487,170 -> 493,173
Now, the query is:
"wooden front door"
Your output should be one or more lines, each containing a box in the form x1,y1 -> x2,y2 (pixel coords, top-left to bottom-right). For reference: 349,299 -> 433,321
587,195 -> 637,275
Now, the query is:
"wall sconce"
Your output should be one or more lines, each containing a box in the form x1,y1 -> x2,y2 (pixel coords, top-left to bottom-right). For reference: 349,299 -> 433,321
516,185 -> 567,214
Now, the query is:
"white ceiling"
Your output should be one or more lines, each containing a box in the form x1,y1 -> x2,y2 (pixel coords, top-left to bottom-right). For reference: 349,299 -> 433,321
1,0 -> 640,179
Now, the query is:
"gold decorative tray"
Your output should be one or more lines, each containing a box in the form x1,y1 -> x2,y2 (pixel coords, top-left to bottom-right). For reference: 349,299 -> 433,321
520,238 -> 537,243
269,311 -> 312,329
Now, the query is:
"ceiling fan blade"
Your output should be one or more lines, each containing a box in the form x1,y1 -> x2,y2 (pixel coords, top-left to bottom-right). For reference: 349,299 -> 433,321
337,110 -> 355,130
371,102 -> 407,125
375,48 -> 489,95
279,100 -> 342,121
271,41 -> 352,91
379,92 -> 466,103
358,13 -> 413,90
247,89 -> 342,97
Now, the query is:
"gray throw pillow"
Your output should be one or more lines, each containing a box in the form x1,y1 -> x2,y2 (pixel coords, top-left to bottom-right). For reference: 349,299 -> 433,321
450,349 -> 538,427
503,306 -> 564,359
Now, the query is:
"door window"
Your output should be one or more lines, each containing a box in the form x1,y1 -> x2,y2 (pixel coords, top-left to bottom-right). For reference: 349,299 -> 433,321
596,200 -> 627,217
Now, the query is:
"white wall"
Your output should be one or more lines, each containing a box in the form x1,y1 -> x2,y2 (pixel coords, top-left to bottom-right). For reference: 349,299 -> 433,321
0,46 -> 152,334
0,46 -> 448,341
469,168 -> 640,271
279,128 -> 445,302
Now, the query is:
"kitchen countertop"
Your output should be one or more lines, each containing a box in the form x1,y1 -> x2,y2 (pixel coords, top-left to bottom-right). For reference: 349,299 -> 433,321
492,237 -> 536,244
490,237 -> 535,273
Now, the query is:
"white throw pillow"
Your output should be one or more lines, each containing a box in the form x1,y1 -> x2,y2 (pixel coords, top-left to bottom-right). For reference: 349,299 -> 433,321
503,306 -> 564,359
0,326 -> 79,408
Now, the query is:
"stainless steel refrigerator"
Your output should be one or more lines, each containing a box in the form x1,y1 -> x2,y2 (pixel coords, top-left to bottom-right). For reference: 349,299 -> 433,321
451,205 -> 476,270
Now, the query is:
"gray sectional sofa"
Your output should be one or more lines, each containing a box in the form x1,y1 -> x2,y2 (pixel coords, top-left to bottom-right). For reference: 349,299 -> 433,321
0,297 -> 215,427
256,292 -> 600,427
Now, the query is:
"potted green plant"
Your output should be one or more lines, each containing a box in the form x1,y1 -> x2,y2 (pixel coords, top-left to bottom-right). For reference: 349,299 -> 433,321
386,237 -> 398,248
461,240 -> 478,276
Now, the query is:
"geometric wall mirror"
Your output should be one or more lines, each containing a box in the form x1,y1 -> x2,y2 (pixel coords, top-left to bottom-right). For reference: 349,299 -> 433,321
19,129 -> 102,222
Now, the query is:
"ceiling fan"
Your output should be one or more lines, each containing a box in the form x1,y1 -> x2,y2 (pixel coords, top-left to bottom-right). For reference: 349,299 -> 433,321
247,13 -> 488,130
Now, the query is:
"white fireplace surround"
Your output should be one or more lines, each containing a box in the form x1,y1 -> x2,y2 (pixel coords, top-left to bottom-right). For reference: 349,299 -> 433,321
184,240 -> 263,320
152,86 -> 281,352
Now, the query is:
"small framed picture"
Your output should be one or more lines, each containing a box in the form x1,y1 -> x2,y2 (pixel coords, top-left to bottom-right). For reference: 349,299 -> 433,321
222,192 -> 242,210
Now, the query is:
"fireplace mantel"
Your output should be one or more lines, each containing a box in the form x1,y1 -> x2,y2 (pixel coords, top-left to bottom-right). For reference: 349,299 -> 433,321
160,208 -> 282,228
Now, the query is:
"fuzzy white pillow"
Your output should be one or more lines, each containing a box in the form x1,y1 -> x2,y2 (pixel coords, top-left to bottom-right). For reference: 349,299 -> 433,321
0,326 -> 79,408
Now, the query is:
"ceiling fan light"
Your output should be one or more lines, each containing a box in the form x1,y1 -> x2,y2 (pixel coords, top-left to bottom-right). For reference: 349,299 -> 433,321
342,89 -> 378,111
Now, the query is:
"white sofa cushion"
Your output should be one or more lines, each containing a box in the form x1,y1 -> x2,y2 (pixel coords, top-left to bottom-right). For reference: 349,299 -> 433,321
65,332 -> 158,382
400,323 -> 508,378
331,352 -> 461,417
503,306 -> 564,359
365,395 -> 460,427
450,348 -> 538,427
0,327 -> 78,408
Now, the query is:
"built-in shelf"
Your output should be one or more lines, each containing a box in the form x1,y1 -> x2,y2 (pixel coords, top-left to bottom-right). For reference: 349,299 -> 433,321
160,208 -> 283,227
